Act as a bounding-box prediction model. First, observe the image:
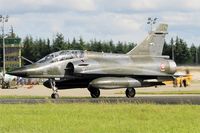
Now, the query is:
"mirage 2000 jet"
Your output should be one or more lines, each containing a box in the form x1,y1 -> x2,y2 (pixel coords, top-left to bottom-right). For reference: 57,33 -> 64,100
8,24 -> 177,99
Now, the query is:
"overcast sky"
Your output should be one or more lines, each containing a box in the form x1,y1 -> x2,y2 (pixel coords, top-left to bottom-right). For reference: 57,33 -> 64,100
1,0 -> 200,45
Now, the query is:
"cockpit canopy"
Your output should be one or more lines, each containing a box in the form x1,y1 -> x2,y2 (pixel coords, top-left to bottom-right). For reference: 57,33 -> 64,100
37,50 -> 84,63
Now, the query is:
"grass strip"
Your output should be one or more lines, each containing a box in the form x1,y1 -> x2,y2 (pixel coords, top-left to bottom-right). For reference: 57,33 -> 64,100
0,103 -> 200,133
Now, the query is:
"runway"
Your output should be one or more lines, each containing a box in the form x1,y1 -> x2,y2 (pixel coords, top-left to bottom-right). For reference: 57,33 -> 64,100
0,96 -> 200,104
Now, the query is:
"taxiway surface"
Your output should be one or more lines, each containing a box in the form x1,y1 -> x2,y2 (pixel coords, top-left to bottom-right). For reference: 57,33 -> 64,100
0,96 -> 200,104
1,83 -> 200,104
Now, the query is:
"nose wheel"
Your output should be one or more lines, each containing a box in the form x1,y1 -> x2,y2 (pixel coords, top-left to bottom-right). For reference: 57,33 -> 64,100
125,88 -> 136,98
49,79 -> 59,99
51,93 -> 59,99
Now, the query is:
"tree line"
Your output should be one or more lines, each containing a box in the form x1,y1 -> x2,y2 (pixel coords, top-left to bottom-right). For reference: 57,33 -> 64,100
22,33 -> 200,65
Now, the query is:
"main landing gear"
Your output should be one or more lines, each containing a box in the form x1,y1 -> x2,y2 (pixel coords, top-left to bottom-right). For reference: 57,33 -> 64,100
125,88 -> 136,98
49,79 -> 59,99
88,86 -> 100,98
87,87 -> 136,98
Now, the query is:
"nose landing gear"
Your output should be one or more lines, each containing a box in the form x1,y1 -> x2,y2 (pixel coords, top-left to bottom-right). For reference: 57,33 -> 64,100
49,79 -> 59,99
51,93 -> 59,99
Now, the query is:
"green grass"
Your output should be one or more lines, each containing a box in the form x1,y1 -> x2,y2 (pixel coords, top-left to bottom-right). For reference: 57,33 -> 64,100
0,96 -> 89,99
137,90 -> 200,95
0,96 -> 46,99
0,104 -> 200,133
115,90 -> 200,95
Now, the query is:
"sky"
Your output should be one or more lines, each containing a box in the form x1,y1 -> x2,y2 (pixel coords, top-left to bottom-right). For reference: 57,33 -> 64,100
1,0 -> 200,45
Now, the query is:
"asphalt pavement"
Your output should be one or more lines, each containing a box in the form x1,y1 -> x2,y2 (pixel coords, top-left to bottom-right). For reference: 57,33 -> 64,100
1,83 -> 200,104
0,96 -> 200,104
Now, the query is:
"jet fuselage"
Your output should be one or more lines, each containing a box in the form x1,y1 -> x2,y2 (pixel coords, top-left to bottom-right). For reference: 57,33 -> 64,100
9,50 -> 176,89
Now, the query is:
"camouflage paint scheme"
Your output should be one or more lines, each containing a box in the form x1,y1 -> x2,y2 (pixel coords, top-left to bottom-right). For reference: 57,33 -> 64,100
8,24 -> 177,98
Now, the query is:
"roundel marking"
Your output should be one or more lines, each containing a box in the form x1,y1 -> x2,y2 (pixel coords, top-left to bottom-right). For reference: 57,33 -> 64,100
160,63 -> 166,72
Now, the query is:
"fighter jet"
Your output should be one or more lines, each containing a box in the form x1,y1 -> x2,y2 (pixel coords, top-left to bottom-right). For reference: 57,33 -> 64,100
8,24 -> 177,99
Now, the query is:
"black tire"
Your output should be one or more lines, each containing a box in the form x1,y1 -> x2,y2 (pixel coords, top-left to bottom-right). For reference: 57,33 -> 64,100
125,88 -> 136,98
51,93 -> 59,99
88,87 -> 100,98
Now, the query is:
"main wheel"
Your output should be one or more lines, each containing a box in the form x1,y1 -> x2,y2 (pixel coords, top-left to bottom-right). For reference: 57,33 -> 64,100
88,87 -> 100,98
125,88 -> 136,98
51,93 -> 59,99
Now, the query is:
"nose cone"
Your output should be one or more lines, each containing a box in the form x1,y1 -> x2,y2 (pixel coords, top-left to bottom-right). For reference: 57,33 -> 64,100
7,67 -> 28,77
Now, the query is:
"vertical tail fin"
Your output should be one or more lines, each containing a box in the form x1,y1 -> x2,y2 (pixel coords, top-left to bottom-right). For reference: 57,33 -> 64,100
127,24 -> 168,56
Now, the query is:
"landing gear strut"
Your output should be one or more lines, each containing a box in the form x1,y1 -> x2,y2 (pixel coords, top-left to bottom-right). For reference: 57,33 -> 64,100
88,86 -> 100,98
49,79 -> 59,99
125,88 -> 136,98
